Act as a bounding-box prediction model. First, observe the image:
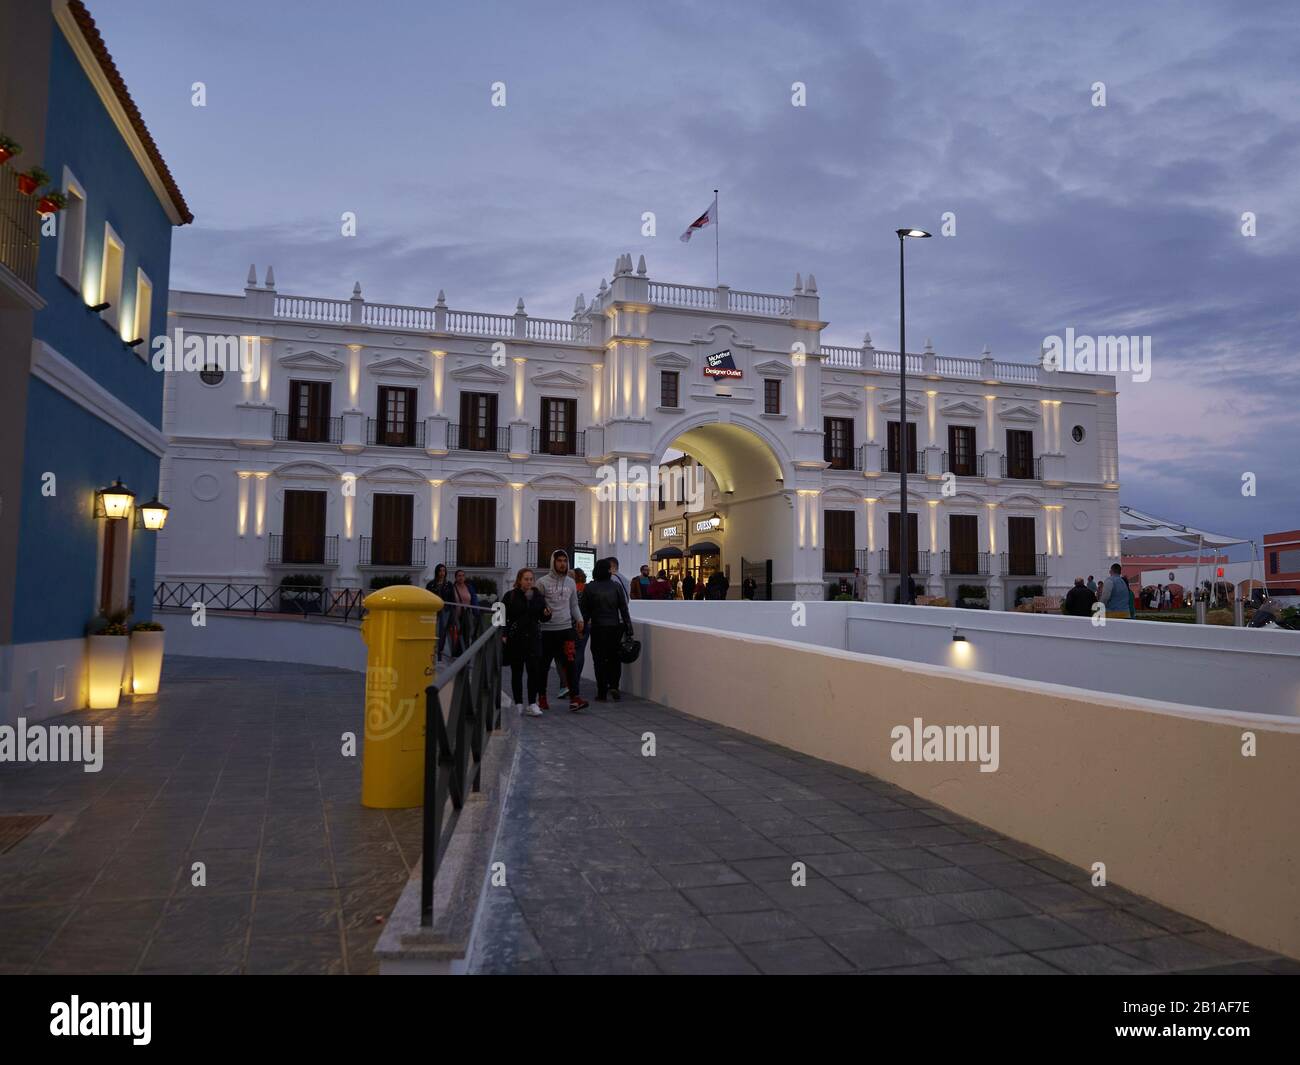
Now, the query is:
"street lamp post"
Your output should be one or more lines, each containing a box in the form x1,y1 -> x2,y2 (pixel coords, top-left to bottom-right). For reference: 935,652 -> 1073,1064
895,228 -> 930,605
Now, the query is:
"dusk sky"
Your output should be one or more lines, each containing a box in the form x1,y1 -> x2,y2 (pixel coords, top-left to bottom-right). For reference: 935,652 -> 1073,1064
97,0 -> 1299,552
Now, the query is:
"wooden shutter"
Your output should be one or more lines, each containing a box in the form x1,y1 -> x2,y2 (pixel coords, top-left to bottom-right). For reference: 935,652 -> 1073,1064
887,512 -> 919,573
949,425 -> 975,475
456,497 -> 496,567
372,494 -> 413,564
284,490 -> 326,563
1007,429 -> 1034,478
1008,516 -> 1036,573
949,514 -> 978,573
537,500 -> 575,568
824,511 -> 855,572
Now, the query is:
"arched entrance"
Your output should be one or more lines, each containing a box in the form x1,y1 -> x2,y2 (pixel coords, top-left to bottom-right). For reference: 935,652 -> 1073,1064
606,412 -> 822,600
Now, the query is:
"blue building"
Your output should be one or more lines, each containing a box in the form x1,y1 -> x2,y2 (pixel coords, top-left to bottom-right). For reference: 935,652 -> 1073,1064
0,0 -> 191,722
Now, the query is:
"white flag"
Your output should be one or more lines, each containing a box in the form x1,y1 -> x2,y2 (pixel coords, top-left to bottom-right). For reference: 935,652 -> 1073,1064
679,196 -> 717,243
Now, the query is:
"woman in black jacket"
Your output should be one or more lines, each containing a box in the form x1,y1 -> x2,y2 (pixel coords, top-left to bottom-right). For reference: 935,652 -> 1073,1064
501,568 -> 550,716
427,563 -> 454,660
579,558 -> 633,702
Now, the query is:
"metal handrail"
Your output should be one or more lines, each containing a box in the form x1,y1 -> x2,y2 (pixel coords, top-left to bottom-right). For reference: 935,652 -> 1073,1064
153,580 -> 366,622
421,605 -> 503,925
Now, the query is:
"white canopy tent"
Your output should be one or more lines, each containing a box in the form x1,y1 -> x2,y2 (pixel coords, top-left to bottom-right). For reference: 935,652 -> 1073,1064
1119,506 -> 1262,608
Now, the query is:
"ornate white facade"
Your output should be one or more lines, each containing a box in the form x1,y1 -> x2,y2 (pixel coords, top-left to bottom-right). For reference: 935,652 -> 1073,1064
158,257 -> 1121,605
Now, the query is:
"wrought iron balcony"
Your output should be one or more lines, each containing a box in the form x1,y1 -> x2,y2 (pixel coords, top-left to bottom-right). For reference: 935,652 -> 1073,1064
878,548 -> 931,576
0,165 -> 40,297
941,550 -> 991,576
359,536 -> 427,567
1000,454 -> 1042,480
448,424 -> 509,453
1000,552 -> 1048,577
366,419 -> 426,448
443,538 -> 510,568
273,412 -> 342,444
268,533 -> 339,565
942,451 -> 985,477
530,427 -> 585,457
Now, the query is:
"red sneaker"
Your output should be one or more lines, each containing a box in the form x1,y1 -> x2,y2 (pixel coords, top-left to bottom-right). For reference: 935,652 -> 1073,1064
568,696 -> 589,712
537,694 -> 549,711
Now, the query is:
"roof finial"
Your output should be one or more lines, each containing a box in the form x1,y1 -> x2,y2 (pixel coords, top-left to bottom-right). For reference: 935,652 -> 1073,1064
636,254 -> 647,276
805,273 -> 817,294
574,293 -> 586,314
794,272 -> 803,294
246,264 -> 257,287
352,281 -> 362,299
516,297 -> 526,313
264,265 -> 275,289
436,289 -> 446,306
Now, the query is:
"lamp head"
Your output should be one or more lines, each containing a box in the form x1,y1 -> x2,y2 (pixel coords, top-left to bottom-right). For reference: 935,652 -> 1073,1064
896,228 -> 932,239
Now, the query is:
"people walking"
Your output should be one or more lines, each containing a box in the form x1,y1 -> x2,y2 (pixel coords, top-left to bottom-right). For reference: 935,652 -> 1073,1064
608,557 -> 631,602
427,563 -> 454,659
536,549 -> 588,711
447,569 -> 478,656
681,572 -> 696,602
853,566 -> 867,601
580,557 -> 633,702
1086,574 -> 1096,595
502,568 -> 549,717
559,568 -> 589,699
1098,563 -> 1130,619
1063,577 -> 1095,617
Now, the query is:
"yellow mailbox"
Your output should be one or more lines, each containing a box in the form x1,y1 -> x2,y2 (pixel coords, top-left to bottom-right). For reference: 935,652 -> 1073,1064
359,584 -> 442,809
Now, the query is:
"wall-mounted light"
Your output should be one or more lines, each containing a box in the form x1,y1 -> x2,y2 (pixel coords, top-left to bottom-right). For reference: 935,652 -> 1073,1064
135,497 -> 169,530
952,630 -> 968,643
127,337 -> 145,348
88,302 -> 110,313
95,478 -> 134,519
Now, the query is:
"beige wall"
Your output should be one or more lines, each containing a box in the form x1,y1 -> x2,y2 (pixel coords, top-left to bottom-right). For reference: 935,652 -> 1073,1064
621,618 -> 1300,959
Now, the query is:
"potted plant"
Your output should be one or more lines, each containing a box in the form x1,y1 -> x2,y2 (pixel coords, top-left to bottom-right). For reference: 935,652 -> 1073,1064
279,573 -> 324,614
36,190 -> 67,215
0,135 -> 20,166
86,612 -> 130,709
16,166 -> 48,196
129,621 -> 165,695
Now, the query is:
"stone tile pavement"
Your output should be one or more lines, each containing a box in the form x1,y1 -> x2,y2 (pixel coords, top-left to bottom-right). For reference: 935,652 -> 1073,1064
0,657 -> 411,975
471,687 -> 1299,975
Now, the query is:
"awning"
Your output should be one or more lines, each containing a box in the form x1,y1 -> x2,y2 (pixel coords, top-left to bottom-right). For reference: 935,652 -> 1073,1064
1120,506 -> 1248,555
652,546 -> 683,560
689,541 -> 721,556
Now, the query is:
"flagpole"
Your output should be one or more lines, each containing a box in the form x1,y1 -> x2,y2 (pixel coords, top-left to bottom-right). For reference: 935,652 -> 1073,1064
713,188 -> 720,288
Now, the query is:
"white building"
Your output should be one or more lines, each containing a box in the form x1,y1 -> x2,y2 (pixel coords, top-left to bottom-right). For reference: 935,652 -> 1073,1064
158,257 -> 1121,606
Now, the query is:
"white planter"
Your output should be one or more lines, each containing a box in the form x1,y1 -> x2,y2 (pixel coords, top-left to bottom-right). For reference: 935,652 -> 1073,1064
130,630 -> 166,695
86,635 -> 130,709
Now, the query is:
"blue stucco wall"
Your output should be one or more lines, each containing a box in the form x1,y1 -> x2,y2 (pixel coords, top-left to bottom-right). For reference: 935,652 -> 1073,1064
12,22 -> 177,645
34,27 -> 173,427
13,381 -> 159,643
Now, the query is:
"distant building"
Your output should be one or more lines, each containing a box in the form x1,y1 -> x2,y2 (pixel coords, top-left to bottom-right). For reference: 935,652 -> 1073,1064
1120,552 -> 1227,586
1263,530 -> 1300,595
0,0 -> 190,722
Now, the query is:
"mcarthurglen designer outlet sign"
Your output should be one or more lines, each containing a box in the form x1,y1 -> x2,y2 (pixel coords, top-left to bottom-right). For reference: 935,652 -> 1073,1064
704,349 -> 742,379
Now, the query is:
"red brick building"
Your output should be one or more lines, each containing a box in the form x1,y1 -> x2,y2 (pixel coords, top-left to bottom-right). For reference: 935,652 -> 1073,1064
1263,530 -> 1300,594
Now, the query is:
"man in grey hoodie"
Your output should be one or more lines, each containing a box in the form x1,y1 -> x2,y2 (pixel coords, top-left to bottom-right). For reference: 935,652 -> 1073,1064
536,549 -> 588,711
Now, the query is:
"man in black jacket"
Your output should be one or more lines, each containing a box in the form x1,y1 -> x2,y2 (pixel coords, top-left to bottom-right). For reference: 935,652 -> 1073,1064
579,558 -> 634,701
1063,577 -> 1096,617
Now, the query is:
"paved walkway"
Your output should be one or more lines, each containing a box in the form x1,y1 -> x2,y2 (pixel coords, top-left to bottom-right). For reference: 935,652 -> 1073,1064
0,657 -> 410,975
471,687 -> 1295,975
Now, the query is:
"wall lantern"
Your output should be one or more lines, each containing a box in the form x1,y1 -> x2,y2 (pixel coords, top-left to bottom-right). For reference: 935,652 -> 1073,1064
95,478 -> 134,519
135,497 -> 170,530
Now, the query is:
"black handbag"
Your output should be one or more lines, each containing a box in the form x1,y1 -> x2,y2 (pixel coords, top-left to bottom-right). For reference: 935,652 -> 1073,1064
618,632 -> 641,663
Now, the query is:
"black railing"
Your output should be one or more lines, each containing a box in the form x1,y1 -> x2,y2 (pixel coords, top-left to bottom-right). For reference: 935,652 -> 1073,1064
360,536 -> 427,568
1000,454 -> 1042,480
0,165 -> 40,292
366,419 -> 426,448
530,427 -> 585,457
1001,552 -> 1048,577
444,539 -> 510,568
941,550 -> 991,576
448,424 -> 509,452
274,412 -> 343,444
879,548 -> 931,576
268,533 -> 339,565
422,604 -> 503,925
825,445 -> 863,472
942,451 -> 985,477
884,449 -> 922,474
153,581 -> 366,622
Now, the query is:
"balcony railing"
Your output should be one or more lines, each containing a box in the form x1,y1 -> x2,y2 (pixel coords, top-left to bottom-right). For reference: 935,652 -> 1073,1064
274,412 -> 343,444
448,424 -> 509,453
1000,454 -> 1042,480
530,427 -> 585,457
884,449 -> 922,474
155,580 -> 366,623
942,451 -> 985,477
444,539 -> 510,569
824,445 -> 863,472
269,533 -> 340,566
0,165 -> 40,293
941,550 -> 991,576
878,549 -> 931,576
359,536 -> 427,568
366,418 -> 426,448
1001,552 -> 1048,577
